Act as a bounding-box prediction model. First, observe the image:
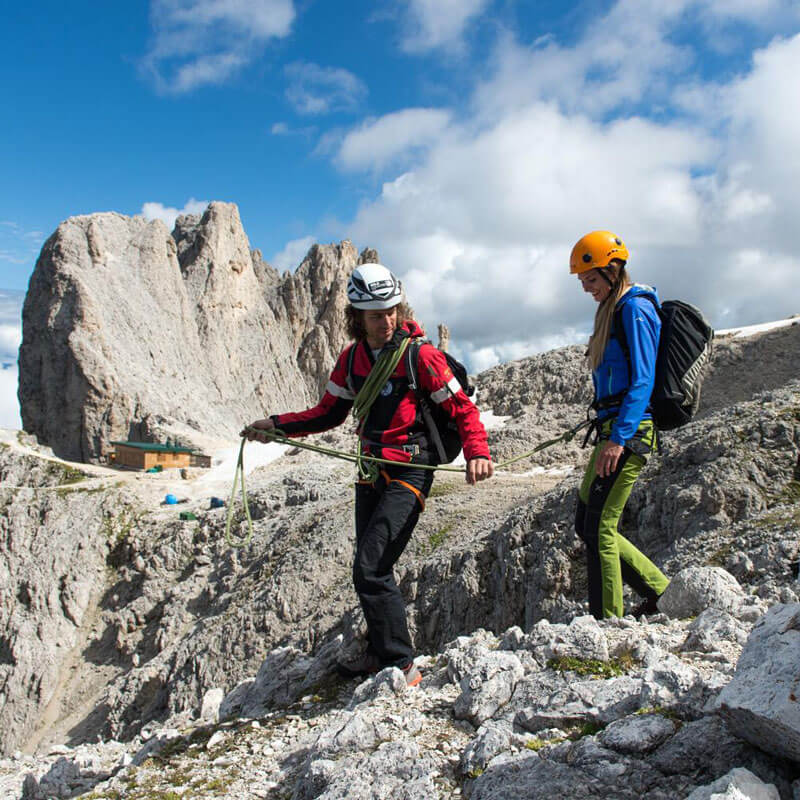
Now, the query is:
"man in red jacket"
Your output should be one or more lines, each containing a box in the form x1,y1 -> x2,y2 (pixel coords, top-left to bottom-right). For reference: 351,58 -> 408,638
244,263 -> 493,686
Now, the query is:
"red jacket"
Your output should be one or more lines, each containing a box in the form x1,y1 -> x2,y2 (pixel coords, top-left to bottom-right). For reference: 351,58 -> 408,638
272,320 -> 491,464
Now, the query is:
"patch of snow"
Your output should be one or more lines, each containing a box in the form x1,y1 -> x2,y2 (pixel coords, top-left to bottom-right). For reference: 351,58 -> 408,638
716,316 -> 799,339
516,465 -> 575,478
157,440 -> 290,503
480,409 -> 510,430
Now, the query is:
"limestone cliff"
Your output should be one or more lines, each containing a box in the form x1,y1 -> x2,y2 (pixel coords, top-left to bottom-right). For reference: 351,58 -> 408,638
18,203 -> 369,462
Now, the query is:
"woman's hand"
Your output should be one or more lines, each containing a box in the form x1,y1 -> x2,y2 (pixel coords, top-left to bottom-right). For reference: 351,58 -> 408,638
595,441 -> 624,478
466,457 -> 494,485
241,417 -> 275,442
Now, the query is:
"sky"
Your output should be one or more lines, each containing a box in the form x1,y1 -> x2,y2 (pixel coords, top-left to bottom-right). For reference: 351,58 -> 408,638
2,0 -> 800,427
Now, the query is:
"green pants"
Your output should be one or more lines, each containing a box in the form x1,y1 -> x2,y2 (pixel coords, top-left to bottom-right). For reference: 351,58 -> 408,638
575,419 -> 669,618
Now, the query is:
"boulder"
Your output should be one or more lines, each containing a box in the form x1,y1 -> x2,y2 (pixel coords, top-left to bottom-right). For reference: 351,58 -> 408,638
685,767 -> 780,800
658,567 -> 764,619
716,603 -> 800,763
454,651 -> 525,725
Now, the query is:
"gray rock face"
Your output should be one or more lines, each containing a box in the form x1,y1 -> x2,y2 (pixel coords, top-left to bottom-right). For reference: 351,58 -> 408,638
716,603 -> 800,764
598,714 -> 677,755
276,241 -> 378,400
685,767 -> 780,800
453,651 -> 525,725
0,447 -> 137,758
4,287 -> 800,797
18,203 -> 369,461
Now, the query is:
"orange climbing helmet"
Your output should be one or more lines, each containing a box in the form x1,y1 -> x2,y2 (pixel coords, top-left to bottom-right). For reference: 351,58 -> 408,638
569,231 -> 629,274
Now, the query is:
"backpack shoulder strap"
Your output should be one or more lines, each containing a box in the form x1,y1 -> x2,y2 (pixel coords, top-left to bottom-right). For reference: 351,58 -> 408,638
404,339 -> 425,396
613,293 -> 660,363
345,342 -> 358,395
405,339 -> 449,463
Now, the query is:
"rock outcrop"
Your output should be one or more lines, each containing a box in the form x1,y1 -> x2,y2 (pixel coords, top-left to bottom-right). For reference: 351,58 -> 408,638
18,203 -> 371,462
716,603 -> 800,764
5,243 -> 800,799
274,241 -> 378,400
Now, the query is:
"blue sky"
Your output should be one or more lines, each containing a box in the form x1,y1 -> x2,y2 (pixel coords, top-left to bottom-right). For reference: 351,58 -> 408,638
2,0 -> 800,426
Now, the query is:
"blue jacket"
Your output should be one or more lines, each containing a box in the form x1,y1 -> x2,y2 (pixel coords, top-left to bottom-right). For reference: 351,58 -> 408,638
593,285 -> 661,446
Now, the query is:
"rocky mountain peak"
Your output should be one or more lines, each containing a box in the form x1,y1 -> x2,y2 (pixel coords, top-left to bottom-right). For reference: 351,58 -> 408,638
18,203 -> 372,461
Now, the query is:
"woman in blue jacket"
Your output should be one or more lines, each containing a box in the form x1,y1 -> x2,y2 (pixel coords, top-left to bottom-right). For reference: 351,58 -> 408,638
571,230 -> 670,619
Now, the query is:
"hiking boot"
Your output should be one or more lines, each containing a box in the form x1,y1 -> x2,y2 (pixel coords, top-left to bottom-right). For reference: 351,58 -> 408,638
336,651 -> 380,679
632,594 -> 660,619
402,662 -> 422,688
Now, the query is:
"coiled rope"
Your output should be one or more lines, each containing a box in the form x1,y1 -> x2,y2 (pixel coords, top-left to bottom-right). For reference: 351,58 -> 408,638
351,336 -> 411,483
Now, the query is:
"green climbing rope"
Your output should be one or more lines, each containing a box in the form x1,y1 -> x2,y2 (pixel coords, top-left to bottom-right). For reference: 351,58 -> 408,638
351,336 -> 411,482
224,417 -> 593,548
225,437 -> 255,548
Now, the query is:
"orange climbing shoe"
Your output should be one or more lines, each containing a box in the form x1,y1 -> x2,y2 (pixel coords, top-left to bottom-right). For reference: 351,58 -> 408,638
402,662 -> 422,687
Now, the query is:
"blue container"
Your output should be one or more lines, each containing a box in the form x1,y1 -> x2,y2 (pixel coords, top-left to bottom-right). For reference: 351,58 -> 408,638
164,493 -> 178,505
209,496 -> 225,509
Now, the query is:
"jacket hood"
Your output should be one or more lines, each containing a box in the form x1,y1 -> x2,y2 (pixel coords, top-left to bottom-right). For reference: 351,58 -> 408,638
616,283 -> 660,309
400,319 -> 425,339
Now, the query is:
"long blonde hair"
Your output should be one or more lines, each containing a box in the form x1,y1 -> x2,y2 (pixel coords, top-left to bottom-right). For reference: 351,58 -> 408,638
587,263 -> 631,370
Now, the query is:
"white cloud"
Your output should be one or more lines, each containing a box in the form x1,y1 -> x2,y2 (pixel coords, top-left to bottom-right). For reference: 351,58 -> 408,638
270,235 -> 316,272
474,0 -> 695,120
0,224 -> 45,269
336,108 -> 451,171
335,9 -> 800,374
284,62 -> 367,116
142,0 -> 295,93
271,122 -> 290,135
0,291 -> 22,429
399,0 -> 492,53
0,365 -> 20,430
0,324 -> 21,358
141,198 -> 209,230
696,0 -> 800,27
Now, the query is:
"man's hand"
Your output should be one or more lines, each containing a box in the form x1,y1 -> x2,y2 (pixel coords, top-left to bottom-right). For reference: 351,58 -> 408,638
595,441 -> 624,478
466,457 -> 494,485
241,417 -> 275,442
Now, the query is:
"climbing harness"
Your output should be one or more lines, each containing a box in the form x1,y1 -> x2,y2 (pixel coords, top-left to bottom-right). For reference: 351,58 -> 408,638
223,417 -> 594,549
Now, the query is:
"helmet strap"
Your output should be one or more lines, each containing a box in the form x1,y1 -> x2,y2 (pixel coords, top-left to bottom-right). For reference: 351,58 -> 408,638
599,269 -> 615,287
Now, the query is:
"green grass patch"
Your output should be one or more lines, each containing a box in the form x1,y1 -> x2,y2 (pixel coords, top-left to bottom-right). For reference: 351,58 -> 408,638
636,705 -> 682,721
707,541 -> 734,568
55,464 -> 86,485
427,523 -> 453,551
102,507 -> 141,545
570,721 -> 604,739
428,483 -> 458,499
778,480 -> 800,504
524,736 -> 565,752
547,655 -> 627,679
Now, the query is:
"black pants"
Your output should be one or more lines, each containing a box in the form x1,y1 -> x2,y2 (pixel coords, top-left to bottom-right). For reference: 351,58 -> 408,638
353,464 -> 433,668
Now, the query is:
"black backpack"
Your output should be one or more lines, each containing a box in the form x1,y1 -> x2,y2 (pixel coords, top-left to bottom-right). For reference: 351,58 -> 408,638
611,297 -> 714,431
405,340 -> 474,463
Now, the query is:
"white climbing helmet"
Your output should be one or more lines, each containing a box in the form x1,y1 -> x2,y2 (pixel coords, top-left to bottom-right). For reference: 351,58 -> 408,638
346,263 -> 404,310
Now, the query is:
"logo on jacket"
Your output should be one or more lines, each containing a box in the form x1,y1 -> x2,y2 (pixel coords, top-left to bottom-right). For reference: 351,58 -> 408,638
381,381 -> 393,397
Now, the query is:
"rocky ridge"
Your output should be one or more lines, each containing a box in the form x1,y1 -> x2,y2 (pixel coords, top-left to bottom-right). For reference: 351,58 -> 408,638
0,371 -> 798,797
18,203 -> 374,462
3,260 -> 800,797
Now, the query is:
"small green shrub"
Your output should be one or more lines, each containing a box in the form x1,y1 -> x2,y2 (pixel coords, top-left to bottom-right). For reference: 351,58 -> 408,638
547,655 -> 626,679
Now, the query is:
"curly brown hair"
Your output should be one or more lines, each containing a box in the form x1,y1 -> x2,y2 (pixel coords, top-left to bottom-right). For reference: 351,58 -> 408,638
345,303 -> 413,341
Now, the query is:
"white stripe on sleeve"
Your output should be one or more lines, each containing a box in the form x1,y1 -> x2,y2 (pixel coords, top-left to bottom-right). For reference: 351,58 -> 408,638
430,377 -> 462,404
327,380 -> 355,400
